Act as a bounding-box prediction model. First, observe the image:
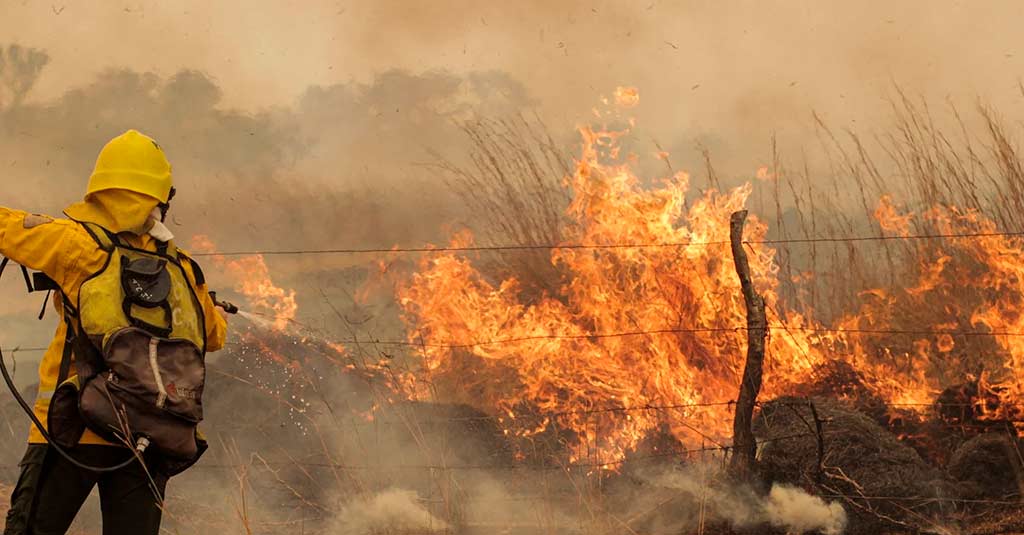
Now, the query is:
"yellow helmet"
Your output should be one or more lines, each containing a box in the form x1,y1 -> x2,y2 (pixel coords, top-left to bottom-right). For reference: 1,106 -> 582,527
87,129 -> 174,203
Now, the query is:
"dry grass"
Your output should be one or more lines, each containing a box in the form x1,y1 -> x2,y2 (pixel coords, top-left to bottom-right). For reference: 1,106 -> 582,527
407,91 -> 1024,533
7,92 -> 1024,534
427,114 -> 572,299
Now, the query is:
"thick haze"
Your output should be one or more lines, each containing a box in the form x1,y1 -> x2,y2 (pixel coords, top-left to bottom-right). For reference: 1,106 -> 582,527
8,1 -> 1024,139
3,1 -> 1024,369
4,3 -> 1024,532
7,1 -> 1024,209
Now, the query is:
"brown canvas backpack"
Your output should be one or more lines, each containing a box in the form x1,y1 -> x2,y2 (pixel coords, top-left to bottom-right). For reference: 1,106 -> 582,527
48,221 -> 209,476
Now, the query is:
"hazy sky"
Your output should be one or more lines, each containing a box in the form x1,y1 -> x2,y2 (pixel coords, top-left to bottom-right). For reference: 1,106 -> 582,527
7,0 -> 1024,146
3,7 -> 1021,529
4,0 -> 1024,378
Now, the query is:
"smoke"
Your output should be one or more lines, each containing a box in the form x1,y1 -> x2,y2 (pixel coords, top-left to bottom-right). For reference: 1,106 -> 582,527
0,42 -> 539,347
0,47 -> 532,238
0,4 -> 1008,529
327,478 -> 574,535
0,44 -> 561,532
764,485 -> 848,535
636,465 -> 848,535
330,489 -> 448,535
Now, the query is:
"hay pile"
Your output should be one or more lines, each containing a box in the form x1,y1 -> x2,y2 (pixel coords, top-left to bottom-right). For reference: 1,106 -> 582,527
754,396 -> 956,534
754,395 -> 1024,534
948,433 -> 1023,501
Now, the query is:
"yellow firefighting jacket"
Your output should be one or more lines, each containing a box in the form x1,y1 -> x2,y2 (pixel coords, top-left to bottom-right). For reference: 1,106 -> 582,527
0,196 -> 226,446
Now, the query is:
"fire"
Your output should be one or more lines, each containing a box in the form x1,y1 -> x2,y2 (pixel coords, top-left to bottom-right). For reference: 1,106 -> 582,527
613,86 -> 640,108
874,195 -> 912,236
395,121 -> 832,463
187,92 -> 1024,467
190,235 -> 298,331
833,200 -> 1024,429
394,103 -> 1024,463
188,237 -> 423,408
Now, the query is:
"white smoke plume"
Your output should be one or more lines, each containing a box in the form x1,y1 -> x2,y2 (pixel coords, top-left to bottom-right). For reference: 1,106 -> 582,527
330,488 -> 448,535
644,466 -> 848,535
764,484 -> 847,535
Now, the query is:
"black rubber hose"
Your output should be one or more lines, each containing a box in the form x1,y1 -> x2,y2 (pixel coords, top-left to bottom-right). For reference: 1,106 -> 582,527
0,347 -> 137,472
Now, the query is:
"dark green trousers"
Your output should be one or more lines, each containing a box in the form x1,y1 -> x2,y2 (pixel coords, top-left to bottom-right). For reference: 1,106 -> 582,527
4,444 -> 167,535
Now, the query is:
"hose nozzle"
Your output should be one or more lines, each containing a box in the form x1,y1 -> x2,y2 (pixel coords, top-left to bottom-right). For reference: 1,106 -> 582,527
209,291 -> 239,314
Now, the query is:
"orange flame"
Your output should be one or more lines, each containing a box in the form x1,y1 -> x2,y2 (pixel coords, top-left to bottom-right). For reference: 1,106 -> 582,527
614,86 -> 640,108
393,104 -> 1024,463
755,166 -> 775,181
395,121 -> 837,463
192,91 -> 1024,467
191,235 -> 298,331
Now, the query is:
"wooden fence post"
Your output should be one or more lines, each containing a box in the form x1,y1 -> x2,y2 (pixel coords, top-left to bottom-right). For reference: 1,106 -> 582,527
729,210 -> 768,479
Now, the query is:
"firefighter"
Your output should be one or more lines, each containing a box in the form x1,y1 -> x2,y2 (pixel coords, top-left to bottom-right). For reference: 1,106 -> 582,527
0,129 -> 228,534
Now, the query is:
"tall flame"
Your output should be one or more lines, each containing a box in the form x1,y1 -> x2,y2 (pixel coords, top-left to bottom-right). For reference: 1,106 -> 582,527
396,122 -> 833,463
187,91 -> 1024,467
847,201 -> 1024,428
395,109 -> 1024,463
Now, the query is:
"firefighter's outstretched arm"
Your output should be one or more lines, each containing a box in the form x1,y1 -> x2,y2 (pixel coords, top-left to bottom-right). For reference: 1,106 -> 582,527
198,283 -> 228,352
0,207 -> 101,289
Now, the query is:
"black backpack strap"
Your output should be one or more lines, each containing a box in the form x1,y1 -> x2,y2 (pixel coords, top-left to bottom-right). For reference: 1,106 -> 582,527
50,288 -> 78,385
0,257 -> 75,382
0,259 -> 40,295
56,316 -> 75,386
179,252 -> 206,286
78,222 -> 118,252
36,289 -> 52,320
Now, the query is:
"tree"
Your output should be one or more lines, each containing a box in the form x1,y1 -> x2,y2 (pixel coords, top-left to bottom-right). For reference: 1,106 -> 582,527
0,44 -> 50,109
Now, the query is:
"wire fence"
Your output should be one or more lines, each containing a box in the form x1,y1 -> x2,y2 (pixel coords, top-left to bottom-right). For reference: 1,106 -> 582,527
12,320 -> 1024,356
6,223 -> 1024,353
2,224 -> 1024,524
187,228 -> 1024,257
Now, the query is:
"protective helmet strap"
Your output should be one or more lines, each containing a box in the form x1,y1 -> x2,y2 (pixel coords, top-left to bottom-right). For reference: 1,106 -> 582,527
158,187 -> 176,222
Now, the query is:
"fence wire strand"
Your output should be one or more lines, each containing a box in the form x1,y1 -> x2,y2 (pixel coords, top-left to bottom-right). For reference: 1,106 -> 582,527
189,228 -> 1024,257
14,321 -> 1024,355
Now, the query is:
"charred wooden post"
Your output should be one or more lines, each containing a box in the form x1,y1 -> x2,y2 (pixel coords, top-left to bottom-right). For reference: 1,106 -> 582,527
809,400 -> 825,485
729,210 -> 767,479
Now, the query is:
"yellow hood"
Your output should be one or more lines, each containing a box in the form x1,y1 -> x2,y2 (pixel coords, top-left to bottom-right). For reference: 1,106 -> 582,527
63,189 -> 161,235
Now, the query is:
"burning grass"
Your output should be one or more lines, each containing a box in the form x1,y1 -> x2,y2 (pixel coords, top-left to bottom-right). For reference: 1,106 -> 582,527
395,93 -> 1024,468
376,89 -> 1024,532
11,89 -> 1024,534
180,90 -> 1024,528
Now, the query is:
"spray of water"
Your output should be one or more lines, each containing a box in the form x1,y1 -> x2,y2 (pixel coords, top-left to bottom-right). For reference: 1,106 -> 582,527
236,310 -> 279,331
